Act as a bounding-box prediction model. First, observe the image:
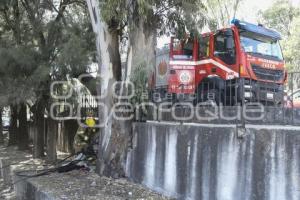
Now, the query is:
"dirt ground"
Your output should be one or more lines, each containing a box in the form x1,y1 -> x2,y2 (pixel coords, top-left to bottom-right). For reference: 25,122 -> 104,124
0,144 -> 23,200
19,170 -> 170,200
0,179 -> 15,199
0,144 -> 170,200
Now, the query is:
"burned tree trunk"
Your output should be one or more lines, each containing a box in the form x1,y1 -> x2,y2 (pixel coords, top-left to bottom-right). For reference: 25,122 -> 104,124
8,105 -> 19,146
0,107 -> 3,144
18,103 -> 29,150
46,118 -> 58,163
57,120 -> 78,154
64,120 -> 78,154
33,99 -> 46,158
57,122 -> 64,152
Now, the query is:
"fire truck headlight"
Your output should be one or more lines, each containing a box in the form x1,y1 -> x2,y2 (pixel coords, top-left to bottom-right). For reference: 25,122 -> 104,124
179,71 -> 192,83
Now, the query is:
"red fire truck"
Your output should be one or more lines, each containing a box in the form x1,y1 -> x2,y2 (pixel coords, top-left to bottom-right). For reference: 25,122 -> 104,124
150,19 -> 287,105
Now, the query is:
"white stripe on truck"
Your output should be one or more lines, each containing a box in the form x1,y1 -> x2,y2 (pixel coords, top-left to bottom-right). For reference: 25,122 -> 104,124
169,59 -> 239,78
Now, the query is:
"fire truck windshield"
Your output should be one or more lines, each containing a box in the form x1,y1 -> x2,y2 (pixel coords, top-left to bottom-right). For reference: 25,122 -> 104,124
240,33 -> 283,61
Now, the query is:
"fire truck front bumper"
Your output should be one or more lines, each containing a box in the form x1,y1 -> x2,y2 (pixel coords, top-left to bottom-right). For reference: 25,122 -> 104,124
173,93 -> 196,102
241,79 -> 284,104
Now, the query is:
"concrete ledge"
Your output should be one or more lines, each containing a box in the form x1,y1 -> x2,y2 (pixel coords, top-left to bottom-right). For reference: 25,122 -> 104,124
0,146 -> 170,200
13,171 -> 170,200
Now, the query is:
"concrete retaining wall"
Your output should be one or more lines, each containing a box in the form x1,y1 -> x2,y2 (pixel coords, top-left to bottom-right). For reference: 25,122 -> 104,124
126,122 -> 300,200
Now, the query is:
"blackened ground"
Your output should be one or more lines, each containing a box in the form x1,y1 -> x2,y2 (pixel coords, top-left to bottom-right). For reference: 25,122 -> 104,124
0,143 -> 170,200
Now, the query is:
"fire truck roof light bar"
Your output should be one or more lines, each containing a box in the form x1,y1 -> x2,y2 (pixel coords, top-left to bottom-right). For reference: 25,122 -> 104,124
231,19 -> 282,40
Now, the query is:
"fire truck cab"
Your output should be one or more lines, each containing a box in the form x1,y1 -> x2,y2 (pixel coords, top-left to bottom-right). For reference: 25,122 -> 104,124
151,19 -> 287,105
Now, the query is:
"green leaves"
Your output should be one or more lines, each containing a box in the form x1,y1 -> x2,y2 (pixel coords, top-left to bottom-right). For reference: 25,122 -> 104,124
55,33 -> 91,79
99,0 -> 207,38
100,0 -> 127,29
260,0 -> 300,71
282,17 -> 300,70
259,0 -> 300,37
130,62 -> 149,105
0,0 -> 96,107
0,46 -> 40,105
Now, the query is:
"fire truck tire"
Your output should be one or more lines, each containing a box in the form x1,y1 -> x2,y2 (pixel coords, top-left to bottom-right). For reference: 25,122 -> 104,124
195,77 -> 225,105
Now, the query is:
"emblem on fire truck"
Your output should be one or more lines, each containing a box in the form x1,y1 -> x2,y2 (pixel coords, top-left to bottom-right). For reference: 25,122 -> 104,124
179,71 -> 192,83
158,60 -> 168,77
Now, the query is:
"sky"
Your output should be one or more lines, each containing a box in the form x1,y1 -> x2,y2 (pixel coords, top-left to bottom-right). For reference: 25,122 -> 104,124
237,0 -> 300,22
157,0 -> 300,47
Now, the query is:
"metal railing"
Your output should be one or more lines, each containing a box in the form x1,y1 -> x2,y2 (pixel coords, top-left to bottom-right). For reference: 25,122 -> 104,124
52,73 -> 300,126
138,72 -> 300,126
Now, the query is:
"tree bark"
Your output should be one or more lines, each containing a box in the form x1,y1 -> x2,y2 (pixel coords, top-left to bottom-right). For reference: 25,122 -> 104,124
57,121 -> 64,152
18,103 -> 29,150
8,105 -> 18,146
56,120 -> 78,153
64,120 -> 78,154
46,118 -> 58,163
127,17 -> 157,80
0,107 -> 3,144
86,0 -> 157,178
33,100 -> 46,158
87,0 -> 128,178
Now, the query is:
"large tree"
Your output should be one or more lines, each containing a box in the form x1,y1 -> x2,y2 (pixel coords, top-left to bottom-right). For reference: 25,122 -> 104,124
0,46 -> 41,148
87,0 -> 206,178
0,107 -> 3,144
0,0 -> 95,157
259,0 -> 300,71
283,17 -> 300,70
259,0 -> 300,37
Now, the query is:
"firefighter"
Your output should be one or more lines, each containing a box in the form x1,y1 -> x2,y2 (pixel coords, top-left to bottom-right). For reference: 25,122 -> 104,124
73,112 -> 97,154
